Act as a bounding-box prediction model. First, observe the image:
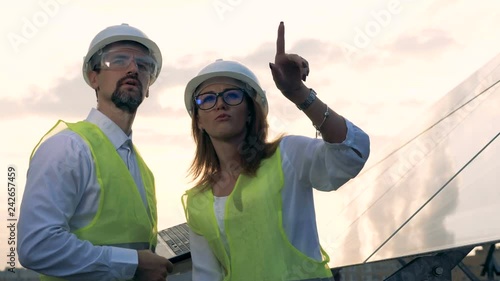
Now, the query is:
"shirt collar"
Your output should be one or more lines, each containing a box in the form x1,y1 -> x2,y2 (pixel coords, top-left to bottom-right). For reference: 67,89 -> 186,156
85,108 -> 132,150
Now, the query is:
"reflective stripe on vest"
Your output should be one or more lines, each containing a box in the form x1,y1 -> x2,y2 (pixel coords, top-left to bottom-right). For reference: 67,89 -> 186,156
183,147 -> 332,281
35,120 -> 157,281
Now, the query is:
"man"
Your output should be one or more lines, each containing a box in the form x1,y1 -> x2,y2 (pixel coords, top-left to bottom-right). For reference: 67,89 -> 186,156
17,23 -> 173,281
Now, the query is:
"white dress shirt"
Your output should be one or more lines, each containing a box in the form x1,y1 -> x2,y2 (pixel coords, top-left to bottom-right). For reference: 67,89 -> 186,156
190,118 -> 370,281
18,108 -> 149,281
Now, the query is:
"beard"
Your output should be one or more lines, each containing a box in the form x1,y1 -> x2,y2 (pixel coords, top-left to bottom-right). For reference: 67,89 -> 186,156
111,74 -> 144,113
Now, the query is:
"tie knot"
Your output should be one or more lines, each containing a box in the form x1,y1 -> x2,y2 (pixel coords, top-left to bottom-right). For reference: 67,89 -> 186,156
121,139 -> 132,150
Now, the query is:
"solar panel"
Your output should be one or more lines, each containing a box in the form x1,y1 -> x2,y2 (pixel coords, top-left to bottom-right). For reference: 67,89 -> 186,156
315,51 -> 500,269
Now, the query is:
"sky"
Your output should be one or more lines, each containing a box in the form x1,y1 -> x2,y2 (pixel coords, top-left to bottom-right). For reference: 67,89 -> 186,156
1,0 -> 500,271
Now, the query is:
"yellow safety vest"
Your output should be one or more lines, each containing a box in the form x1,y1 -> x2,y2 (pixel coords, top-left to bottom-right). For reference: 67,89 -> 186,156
183,147 -> 332,281
32,120 -> 157,281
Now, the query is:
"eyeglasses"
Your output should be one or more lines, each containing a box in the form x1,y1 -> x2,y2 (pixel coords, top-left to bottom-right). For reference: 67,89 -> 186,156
195,88 -> 246,110
94,49 -> 158,78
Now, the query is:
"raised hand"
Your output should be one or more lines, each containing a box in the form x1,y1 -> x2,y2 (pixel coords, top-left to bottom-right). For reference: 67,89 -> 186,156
269,21 -> 310,101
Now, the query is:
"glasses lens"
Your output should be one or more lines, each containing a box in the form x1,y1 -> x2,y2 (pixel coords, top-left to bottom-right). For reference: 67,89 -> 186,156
223,89 -> 244,105
134,56 -> 157,75
101,51 -> 157,76
102,52 -> 133,69
195,93 -> 217,110
195,89 -> 245,110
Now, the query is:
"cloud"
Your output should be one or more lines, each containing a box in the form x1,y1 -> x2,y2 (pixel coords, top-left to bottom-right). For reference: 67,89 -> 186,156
0,69 -> 92,120
1,32 -> 445,139
0,29 -> 384,119
230,39 -> 345,72
0,61 -> 205,120
289,39 -> 345,66
385,28 -> 457,57
346,28 -> 457,70
0,72 -> 168,121
222,39 -> 353,127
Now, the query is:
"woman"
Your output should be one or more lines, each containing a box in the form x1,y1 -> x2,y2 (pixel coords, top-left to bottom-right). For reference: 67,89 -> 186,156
182,22 -> 370,281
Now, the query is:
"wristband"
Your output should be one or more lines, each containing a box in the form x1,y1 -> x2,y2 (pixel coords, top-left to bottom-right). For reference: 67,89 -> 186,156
296,88 -> 317,110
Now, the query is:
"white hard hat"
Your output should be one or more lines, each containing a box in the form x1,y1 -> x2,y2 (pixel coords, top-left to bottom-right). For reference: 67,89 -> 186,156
82,23 -> 162,87
184,59 -> 268,117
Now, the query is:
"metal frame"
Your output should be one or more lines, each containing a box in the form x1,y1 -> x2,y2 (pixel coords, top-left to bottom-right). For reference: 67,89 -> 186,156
383,246 -> 473,281
332,243 -> 500,281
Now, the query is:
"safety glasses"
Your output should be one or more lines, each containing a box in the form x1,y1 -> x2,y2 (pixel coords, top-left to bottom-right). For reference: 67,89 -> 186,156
195,88 -> 246,110
95,49 -> 158,78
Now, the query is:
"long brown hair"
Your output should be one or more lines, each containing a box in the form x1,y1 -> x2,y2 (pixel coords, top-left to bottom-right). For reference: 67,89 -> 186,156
188,84 -> 284,189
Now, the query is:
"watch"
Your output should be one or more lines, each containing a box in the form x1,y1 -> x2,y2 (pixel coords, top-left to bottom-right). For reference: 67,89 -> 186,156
296,88 -> 317,110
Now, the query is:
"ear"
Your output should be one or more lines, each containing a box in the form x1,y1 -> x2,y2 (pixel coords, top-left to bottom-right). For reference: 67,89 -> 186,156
88,71 -> 99,90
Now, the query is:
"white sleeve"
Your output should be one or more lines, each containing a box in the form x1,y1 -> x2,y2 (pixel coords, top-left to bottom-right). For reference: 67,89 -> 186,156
189,229 -> 224,281
17,132 -> 137,280
280,118 -> 370,191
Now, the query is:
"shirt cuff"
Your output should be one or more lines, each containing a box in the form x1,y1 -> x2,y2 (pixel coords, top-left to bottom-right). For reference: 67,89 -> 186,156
324,118 -> 356,148
110,247 -> 138,280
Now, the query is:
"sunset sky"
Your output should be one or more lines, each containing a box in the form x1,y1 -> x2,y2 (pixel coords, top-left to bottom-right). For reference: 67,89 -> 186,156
2,0 -> 500,270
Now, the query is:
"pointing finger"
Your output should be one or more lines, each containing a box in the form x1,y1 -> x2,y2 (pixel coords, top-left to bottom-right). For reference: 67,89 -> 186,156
276,21 -> 285,56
